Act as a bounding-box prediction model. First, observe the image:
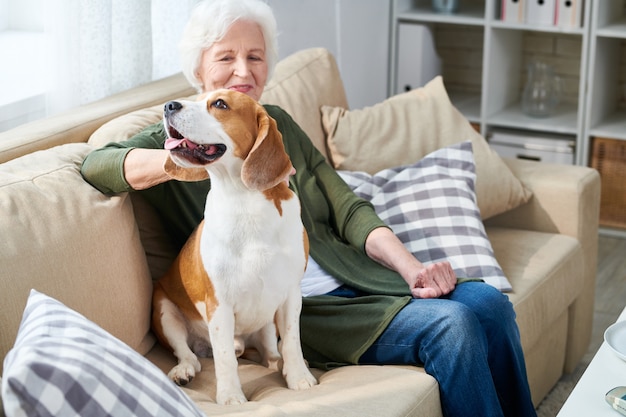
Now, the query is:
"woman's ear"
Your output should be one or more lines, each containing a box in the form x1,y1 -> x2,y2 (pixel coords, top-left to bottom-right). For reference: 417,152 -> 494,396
163,155 -> 210,182
241,109 -> 292,191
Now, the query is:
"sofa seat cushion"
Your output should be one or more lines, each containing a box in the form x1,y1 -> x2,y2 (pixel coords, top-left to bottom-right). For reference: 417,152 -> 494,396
0,143 -> 155,374
486,227 -> 584,351
146,345 -> 442,417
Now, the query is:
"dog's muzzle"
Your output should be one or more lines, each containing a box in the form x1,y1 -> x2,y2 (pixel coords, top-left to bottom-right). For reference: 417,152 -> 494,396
163,101 -> 227,165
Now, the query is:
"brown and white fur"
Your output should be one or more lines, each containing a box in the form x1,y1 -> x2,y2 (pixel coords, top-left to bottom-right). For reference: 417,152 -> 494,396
152,89 -> 317,405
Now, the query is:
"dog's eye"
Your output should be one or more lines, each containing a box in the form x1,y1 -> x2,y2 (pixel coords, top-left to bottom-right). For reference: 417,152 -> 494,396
211,99 -> 228,110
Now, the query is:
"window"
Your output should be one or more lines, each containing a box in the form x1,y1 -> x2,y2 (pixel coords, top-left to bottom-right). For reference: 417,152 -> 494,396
0,0 -> 46,132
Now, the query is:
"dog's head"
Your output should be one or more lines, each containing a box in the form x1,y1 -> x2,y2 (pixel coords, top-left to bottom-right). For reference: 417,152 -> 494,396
163,89 -> 293,191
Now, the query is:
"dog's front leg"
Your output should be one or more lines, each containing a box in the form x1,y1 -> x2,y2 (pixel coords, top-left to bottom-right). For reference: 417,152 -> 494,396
275,288 -> 318,390
209,304 -> 247,405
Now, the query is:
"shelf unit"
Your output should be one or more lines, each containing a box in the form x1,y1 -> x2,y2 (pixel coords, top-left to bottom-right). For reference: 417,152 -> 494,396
388,0 -> 591,164
389,0 -> 626,235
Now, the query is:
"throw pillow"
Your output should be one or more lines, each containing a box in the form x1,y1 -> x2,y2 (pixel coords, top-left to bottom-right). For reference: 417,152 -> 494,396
88,104 -> 164,148
338,141 -> 512,292
1,290 -> 204,417
322,76 -> 531,220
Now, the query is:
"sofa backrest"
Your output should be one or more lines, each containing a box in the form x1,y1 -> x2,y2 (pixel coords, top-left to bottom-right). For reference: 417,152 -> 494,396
0,144 -> 156,374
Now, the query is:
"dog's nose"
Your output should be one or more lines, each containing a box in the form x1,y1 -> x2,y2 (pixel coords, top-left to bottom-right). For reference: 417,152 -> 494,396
164,101 -> 183,117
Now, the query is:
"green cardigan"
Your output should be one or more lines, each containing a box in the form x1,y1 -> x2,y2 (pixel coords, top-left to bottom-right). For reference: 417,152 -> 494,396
81,105 -> 413,367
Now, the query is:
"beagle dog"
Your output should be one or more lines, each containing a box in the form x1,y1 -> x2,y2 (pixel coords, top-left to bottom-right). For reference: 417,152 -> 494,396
152,89 -> 317,405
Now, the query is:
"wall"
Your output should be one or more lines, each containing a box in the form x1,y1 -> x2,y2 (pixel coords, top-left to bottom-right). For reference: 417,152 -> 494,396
268,0 -> 390,109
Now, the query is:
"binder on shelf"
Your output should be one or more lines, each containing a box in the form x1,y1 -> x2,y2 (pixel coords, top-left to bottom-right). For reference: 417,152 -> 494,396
555,0 -> 583,29
501,0 -> 525,24
396,23 -> 441,95
525,0 -> 556,26
488,129 -> 575,165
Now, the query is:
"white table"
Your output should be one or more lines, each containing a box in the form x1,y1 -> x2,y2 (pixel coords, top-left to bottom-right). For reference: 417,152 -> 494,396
557,308 -> 626,416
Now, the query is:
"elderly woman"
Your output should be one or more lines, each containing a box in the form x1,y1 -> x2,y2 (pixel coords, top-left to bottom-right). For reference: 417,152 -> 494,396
81,1 -> 536,416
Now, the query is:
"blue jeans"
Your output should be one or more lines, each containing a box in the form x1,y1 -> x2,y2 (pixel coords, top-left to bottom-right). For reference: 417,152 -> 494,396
327,282 -> 537,417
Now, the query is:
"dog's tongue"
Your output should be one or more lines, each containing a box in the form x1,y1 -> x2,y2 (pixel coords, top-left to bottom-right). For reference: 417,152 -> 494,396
164,137 -> 198,150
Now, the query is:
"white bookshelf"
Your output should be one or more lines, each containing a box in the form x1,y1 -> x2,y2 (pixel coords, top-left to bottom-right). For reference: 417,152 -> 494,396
388,0 -> 591,165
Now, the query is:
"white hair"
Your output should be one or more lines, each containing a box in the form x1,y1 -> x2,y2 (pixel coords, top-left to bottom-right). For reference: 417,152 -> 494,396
179,0 -> 278,93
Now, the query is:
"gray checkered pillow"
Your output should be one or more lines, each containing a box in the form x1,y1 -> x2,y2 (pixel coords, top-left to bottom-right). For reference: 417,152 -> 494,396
1,290 -> 205,417
339,141 -> 512,292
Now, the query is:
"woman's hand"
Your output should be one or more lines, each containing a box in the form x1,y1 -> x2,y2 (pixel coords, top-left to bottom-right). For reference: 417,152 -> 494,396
365,227 -> 456,299
407,261 -> 456,299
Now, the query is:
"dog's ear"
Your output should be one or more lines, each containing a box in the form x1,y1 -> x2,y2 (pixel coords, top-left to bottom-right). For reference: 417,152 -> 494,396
163,155 -> 210,182
241,109 -> 292,191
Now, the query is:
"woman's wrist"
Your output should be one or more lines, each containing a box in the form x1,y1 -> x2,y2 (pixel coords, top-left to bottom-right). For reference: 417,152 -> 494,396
123,148 -> 171,190
365,227 -> 425,283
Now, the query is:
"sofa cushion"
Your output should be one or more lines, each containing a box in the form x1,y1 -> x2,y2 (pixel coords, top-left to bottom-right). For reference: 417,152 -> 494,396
146,344 -> 442,416
339,141 -> 511,291
2,290 -> 203,417
322,76 -> 532,219
0,143 -> 154,375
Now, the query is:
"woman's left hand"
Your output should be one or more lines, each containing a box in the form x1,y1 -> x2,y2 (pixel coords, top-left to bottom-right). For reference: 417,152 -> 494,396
408,261 -> 456,299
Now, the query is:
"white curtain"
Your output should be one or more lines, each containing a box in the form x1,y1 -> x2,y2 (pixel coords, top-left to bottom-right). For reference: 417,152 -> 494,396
43,0 -> 198,116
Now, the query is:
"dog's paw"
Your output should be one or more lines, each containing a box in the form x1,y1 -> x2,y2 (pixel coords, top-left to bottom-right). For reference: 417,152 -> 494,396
285,368 -> 318,390
168,358 -> 201,386
217,389 -> 247,405
234,336 -> 245,358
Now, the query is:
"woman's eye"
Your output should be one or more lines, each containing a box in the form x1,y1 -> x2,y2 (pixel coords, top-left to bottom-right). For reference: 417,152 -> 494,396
212,99 -> 228,110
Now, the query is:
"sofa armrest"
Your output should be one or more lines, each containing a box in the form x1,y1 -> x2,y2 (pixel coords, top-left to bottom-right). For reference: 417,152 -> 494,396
0,73 -> 195,164
484,158 -> 600,241
485,157 -> 601,371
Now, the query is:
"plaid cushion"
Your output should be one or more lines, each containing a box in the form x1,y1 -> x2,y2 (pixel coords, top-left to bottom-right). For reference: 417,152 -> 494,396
1,290 -> 205,417
338,141 -> 512,292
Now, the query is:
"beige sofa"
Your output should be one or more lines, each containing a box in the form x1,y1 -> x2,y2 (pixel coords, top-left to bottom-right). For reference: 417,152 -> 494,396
0,48 -> 600,416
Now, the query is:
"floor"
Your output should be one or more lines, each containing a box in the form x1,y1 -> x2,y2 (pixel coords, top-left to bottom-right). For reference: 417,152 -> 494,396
535,234 -> 626,416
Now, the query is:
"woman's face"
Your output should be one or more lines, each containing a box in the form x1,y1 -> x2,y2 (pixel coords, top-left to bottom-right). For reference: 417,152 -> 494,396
196,19 -> 268,101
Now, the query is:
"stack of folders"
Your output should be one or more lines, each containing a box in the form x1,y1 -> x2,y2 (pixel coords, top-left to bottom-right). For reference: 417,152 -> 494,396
501,0 -> 584,29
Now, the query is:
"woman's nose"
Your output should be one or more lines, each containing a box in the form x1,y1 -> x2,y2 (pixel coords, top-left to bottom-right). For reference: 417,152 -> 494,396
233,57 -> 250,77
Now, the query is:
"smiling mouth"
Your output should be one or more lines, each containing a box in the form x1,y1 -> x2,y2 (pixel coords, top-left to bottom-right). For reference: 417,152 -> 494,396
164,124 -> 226,164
